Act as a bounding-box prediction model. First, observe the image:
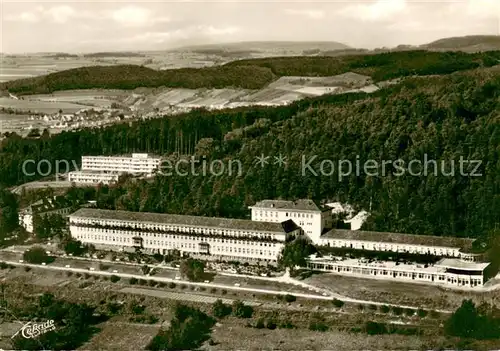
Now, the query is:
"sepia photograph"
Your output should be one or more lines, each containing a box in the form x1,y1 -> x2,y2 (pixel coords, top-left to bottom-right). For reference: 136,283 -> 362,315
0,0 -> 500,350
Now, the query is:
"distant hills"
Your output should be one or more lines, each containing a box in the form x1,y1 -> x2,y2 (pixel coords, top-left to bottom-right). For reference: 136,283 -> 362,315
170,41 -> 351,54
2,50 -> 500,95
420,35 -> 500,52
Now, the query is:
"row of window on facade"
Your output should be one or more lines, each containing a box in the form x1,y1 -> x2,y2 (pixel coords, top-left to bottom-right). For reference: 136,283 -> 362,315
307,263 -> 482,285
75,222 -> 282,239
75,232 -> 280,247
76,234 -> 276,257
256,211 -> 316,219
323,240 -> 459,256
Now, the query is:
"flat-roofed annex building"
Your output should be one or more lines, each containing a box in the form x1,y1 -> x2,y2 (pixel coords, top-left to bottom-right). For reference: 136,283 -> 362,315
309,229 -> 493,288
69,208 -> 301,262
318,229 -> 476,259
68,153 -> 162,185
249,199 -> 332,243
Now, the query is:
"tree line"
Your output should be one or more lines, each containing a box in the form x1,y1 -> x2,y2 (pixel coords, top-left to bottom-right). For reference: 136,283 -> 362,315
0,66 -> 499,239
2,50 -> 500,95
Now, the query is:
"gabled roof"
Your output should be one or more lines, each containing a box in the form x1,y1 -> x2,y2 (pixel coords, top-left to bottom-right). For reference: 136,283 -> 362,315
281,219 -> 301,233
21,196 -> 73,215
250,199 -> 329,212
321,228 -> 474,250
69,208 -> 293,234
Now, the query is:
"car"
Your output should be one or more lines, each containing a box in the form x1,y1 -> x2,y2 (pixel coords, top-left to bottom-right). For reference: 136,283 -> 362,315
234,283 -> 241,287
322,293 -> 328,296
204,280 -> 210,283
65,265 -> 70,268
89,267 -> 95,271
175,276 -> 181,280
112,270 -> 118,273
42,262 -> 46,266
18,260 -> 24,263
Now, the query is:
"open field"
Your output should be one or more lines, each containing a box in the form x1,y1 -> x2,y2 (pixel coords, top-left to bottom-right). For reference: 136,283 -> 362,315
205,322 -> 440,351
81,322 -> 161,351
304,273 -> 500,310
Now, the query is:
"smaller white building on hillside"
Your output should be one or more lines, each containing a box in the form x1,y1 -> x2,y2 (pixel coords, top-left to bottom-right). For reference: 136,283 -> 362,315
68,153 -> 162,185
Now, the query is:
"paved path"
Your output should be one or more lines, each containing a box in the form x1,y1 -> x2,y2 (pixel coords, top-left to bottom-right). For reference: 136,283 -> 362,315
1,260 -> 451,313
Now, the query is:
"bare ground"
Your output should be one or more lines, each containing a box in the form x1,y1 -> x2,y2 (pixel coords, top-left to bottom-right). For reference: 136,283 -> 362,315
304,273 -> 500,310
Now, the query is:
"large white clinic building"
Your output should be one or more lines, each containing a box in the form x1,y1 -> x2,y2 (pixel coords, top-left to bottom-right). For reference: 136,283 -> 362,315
69,208 -> 300,263
67,198 -> 493,287
68,153 -> 162,185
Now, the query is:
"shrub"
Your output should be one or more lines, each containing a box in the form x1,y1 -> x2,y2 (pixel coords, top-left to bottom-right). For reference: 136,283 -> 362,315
148,280 -> 157,287
417,309 -> 428,318
332,299 -> 345,308
0,262 -> 8,269
84,273 -> 90,279
129,277 -> 138,285
221,289 -> 227,295
158,282 -> 166,288
212,299 -> 232,318
309,322 -> 328,332
180,284 -> 187,290
368,304 -> 377,311
283,294 -> 296,303
24,266 -> 31,272
357,304 -> 365,311
75,273 -> 82,278
138,279 -> 147,285
365,321 -> 388,335
380,305 -> 390,313
255,318 -> 265,329
168,282 -> 176,289
280,320 -> 295,329
23,247 -> 52,264
110,275 -> 120,283
266,319 -> 277,330
232,300 -> 253,318
392,306 -> 403,315
210,288 -> 217,293
405,308 -> 415,316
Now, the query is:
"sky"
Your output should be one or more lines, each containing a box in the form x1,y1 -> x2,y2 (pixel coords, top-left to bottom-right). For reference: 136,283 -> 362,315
1,0 -> 499,53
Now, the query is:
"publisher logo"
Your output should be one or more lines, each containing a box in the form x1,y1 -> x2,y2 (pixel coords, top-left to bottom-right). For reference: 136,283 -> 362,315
12,320 -> 56,339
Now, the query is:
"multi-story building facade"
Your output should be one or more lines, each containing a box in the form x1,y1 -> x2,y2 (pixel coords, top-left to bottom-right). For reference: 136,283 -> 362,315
306,255 -> 490,288
249,199 -> 332,242
307,228 -> 492,288
68,153 -> 162,185
68,208 -> 301,263
19,196 -> 74,233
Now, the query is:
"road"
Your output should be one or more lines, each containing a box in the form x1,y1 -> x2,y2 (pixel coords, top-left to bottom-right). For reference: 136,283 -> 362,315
1,259 -> 451,313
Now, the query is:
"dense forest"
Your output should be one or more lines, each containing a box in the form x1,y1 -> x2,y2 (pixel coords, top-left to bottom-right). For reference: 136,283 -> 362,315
1,63 -> 498,238
2,50 -> 500,94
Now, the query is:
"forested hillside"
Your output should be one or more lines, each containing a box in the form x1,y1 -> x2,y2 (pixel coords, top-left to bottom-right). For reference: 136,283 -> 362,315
2,50 -> 500,95
1,66 -> 499,238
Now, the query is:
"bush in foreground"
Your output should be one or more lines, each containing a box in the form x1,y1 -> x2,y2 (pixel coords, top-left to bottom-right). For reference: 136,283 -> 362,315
23,247 -> 52,264
332,299 -> 345,308
212,299 -> 232,319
